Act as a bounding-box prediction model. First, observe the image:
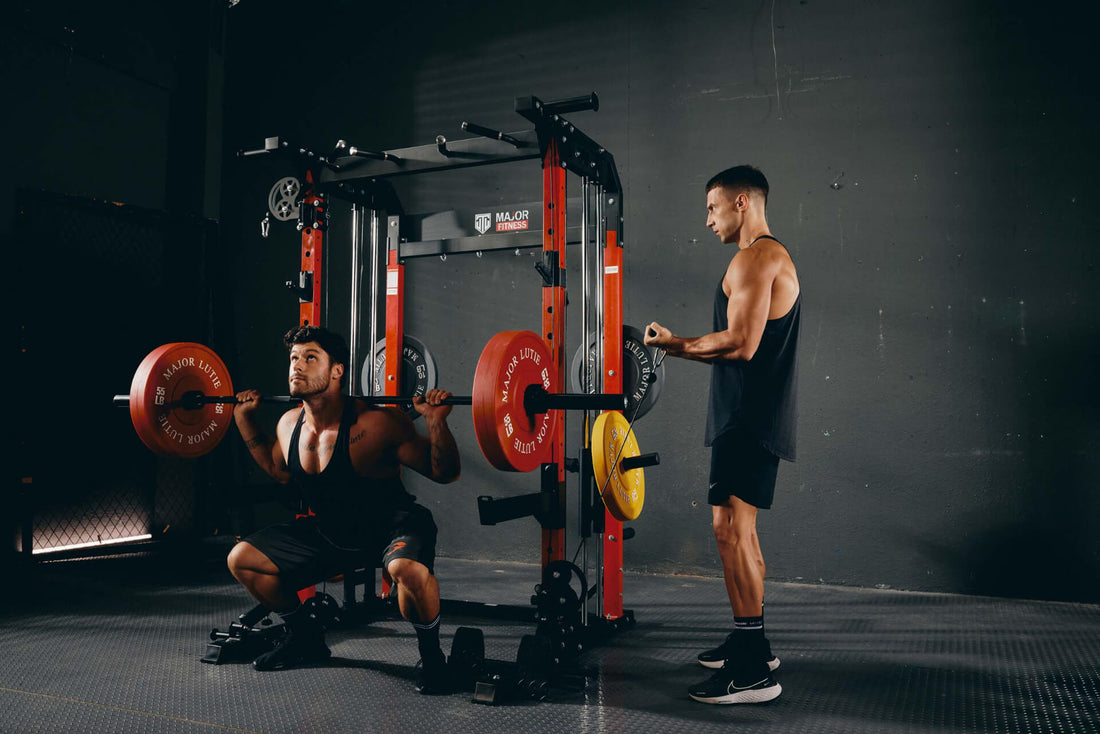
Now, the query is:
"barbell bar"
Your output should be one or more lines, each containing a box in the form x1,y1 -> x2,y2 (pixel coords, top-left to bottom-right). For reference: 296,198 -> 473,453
112,386 -> 622,413
114,331 -> 624,472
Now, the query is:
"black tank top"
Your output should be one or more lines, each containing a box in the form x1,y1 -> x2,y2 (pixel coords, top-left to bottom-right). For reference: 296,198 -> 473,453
288,397 -> 415,543
705,240 -> 800,460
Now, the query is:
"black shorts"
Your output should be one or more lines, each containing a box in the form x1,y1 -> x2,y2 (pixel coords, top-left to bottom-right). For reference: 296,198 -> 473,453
243,504 -> 438,591
708,428 -> 780,509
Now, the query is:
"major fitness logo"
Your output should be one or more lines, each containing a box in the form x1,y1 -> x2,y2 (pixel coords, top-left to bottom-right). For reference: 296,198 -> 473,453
474,212 -> 492,234
474,209 -> 531,234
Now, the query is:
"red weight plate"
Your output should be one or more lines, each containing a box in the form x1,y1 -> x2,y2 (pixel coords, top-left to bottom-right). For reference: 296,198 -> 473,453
472,331 -> 558,472
128,342 -> 234,458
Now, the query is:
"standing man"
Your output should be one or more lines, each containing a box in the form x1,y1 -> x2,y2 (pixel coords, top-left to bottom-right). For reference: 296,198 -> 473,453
645,165 -> 800,705
228,325 -> 461,694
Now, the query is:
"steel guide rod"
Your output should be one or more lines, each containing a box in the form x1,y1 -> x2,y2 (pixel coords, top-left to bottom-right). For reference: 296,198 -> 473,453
559,144 -> 570,564
579,175 -> 591,626
597,186 -> 606,399
368,209 -> 380,396
595,182 -> 606,620
349,203 -> 363,394
324,216 -> 331,327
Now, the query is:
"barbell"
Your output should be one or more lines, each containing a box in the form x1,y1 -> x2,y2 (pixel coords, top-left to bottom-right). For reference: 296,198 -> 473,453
113,331 -> 626,473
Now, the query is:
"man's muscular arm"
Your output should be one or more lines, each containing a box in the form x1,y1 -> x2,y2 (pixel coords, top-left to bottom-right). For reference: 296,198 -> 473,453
233,390 -> 291,483
395,389 -> 461,483
646,247 -> 777,363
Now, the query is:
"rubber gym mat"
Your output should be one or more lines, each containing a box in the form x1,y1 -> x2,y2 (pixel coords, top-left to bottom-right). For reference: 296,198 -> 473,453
1,552 -> 1096,733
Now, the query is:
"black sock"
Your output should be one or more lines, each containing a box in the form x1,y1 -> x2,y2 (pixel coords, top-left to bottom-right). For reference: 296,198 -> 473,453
733,614 -> 765,655
413,614 -> 443,662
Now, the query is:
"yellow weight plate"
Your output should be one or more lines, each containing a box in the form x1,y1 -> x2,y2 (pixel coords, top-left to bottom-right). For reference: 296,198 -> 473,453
591,411 -> 645,521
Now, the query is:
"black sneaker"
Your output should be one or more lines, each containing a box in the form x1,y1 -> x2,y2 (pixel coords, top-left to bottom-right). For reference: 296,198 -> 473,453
688,661 -> 782,705
252,626 -> 331,671
697,632 -> 780,671
415,655 -> 453,695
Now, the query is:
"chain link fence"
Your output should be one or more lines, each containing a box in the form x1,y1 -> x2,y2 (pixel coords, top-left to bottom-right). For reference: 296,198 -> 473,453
14,190 -> 219,556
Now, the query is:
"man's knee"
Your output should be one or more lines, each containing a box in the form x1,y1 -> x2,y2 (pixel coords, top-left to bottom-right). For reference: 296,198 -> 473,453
226,541 -> 248,572
713,523 -> 757,552
227,541 -> 277,575
387,558 -> 432,592
712,504 -> 758,551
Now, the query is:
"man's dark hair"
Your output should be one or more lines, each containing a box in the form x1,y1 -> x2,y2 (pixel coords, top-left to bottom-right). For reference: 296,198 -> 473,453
706,165 -> 769,204
283,325 -> 350,388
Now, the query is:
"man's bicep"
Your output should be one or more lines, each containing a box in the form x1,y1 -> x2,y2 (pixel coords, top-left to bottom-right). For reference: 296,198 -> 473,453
270,441 -> 288,473
396,433 -> 432,475
267,416 -> 292,480
725,256 -> 774,352
389,413 -> 430,475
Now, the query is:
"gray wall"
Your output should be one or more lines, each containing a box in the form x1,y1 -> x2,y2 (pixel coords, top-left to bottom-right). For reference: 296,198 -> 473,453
3,7 -> 172,229
4,3 -> 225,226
222,0 -> 1098,601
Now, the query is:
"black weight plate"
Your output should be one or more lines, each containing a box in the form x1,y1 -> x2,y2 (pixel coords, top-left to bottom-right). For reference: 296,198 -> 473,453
360,335 -> 438,420
570,324 -> 665,421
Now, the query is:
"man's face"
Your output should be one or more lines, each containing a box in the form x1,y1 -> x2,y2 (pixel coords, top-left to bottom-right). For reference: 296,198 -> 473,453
288,342 -> 339,397
706,186 -> 743,244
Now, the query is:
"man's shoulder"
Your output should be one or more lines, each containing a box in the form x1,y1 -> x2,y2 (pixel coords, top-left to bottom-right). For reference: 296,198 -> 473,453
728,240 -> 787,276
353,401 -> 413,435
758,237 -> 792,259
277,406 -> 303,428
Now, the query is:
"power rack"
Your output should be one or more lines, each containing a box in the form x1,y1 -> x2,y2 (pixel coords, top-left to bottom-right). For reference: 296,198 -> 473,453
229,94 -> 657,699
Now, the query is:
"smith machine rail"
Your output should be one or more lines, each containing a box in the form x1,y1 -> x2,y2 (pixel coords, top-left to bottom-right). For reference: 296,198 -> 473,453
232,94 -> 642,687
